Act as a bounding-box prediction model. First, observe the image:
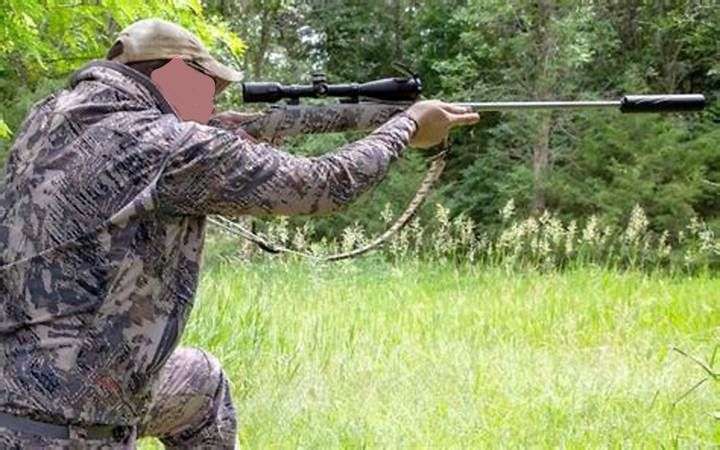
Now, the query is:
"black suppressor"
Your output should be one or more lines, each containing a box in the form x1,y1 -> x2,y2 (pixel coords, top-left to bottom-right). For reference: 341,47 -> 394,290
242,73 -> 422,104
619,95 -> 706,113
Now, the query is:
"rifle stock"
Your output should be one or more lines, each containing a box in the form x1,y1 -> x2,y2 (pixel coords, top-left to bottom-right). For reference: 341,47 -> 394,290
229,103 -> 408,141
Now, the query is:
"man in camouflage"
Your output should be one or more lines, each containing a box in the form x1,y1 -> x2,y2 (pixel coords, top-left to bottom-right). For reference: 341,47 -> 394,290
0,19 -> 478,448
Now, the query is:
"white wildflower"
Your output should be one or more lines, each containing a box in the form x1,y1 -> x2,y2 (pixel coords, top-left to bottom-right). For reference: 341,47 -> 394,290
546,216 -> 564,246
565,220 -> 577,255
582,215 -> 598,244
657,230 -> 671,258
381,202 -> 394,224
500,198 -> 516,222
623,204 -> 648,244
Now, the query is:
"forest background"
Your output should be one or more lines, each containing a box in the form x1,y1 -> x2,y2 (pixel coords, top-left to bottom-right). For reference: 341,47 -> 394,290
1,0 -> 719,247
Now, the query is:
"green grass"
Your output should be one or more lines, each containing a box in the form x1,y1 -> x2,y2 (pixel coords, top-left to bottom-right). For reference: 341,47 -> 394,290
141,260 -> 720,448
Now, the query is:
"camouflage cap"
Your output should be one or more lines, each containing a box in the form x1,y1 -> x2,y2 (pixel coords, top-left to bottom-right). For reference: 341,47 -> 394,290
110,19 -> 243,83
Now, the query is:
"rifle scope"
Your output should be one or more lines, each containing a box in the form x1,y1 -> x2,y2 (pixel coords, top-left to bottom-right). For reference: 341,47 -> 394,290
242,73 -> 422,104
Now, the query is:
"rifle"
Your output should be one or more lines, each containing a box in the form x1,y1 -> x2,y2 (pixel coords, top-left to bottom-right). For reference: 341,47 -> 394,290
231,73 -> 705,142
211,74 -> 706,261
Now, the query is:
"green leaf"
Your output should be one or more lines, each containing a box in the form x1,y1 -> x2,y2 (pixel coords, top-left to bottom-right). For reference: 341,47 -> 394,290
209,24 -> 246,57
0,119 -> 12,139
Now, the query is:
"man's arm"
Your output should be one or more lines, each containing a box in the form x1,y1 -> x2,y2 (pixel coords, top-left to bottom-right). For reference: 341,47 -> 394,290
155,114 -> 417,217
208,103 -> 407,143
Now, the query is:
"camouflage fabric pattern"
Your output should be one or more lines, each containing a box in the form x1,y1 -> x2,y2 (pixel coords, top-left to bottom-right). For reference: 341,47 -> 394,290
0,59 -> 415,431
137,347 -> 235,448
209,103 -> 408,143
0,423 -> 138,449
0,347 -> 235,448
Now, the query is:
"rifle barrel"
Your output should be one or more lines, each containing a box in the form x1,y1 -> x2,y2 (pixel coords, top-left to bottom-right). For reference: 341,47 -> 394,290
454,94 -> 705,113
454,100 -> 619,111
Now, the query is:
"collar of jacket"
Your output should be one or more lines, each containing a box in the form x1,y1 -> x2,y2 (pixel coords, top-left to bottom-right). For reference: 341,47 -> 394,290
69,59 -> 176,116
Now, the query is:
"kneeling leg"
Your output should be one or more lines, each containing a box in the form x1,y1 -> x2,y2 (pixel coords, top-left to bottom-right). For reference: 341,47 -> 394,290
139,347 -> 236,449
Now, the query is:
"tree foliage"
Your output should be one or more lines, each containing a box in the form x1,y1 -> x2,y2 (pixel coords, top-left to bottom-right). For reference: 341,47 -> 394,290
0,0 -> 244,142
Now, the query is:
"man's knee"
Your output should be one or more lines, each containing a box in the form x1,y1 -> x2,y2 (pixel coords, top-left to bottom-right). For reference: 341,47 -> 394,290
169,347 -> 226,398
141,347 -> 236,448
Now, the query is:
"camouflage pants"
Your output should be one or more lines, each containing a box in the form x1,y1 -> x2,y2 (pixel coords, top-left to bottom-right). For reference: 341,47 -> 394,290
0,347 -> 236,449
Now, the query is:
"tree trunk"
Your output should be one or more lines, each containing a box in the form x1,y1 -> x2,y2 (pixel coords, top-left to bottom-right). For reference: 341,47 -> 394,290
530,0 -> 555,213
253,8 -> 273,79
393,0 -> 404,62
532,113 -> 553,212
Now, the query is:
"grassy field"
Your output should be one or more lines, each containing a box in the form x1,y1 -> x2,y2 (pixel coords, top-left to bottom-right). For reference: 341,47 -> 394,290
141,259 -> 719,448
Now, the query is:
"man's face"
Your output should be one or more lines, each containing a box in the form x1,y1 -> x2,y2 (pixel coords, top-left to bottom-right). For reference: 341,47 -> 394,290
151,58 -> 216,124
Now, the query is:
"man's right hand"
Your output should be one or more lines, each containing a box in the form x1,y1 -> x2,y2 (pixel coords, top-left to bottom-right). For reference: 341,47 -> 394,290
405,100 -> 480,149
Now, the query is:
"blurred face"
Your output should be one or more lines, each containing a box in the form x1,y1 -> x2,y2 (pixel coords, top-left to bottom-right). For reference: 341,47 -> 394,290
151,58 -> 216,124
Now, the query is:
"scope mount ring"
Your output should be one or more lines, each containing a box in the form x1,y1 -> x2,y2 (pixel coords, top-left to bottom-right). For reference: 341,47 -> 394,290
312,73 -> 329,97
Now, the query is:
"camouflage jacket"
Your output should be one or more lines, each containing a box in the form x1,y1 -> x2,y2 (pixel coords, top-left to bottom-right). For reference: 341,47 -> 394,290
0,60 -> 416,426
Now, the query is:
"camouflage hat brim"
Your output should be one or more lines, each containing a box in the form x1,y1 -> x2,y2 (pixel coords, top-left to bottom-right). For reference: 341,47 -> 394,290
196,57 -> 243,83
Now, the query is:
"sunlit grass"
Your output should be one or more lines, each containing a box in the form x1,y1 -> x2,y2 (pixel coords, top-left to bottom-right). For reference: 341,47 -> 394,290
140,260 -> 719,448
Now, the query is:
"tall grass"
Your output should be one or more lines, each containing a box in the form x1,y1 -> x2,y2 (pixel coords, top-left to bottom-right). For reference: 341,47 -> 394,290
141,262 -> 719,448
210,201 -> 720,273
